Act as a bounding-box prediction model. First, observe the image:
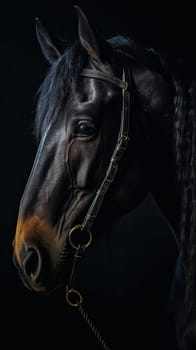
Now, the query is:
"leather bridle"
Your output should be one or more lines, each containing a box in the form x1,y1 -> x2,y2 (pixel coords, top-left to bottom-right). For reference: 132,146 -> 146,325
65,65 -> 131,349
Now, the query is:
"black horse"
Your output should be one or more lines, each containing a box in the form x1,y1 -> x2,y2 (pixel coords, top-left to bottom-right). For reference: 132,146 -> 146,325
13,6 -> 196,350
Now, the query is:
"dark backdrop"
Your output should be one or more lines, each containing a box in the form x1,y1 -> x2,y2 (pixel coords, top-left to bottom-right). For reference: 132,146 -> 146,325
1,1 -> 194,349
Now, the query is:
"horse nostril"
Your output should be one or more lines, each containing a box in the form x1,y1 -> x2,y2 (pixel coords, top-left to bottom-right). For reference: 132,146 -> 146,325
23,247 -> 42,281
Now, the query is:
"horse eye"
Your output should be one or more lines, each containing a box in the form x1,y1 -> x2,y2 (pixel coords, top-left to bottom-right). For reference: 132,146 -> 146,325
74,120 -> 96,137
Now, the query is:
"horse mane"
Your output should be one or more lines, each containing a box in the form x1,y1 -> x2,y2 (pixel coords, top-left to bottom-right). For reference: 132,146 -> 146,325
173,74 -> 196,314
35,34 -> 196,315
34,41 -> 87,141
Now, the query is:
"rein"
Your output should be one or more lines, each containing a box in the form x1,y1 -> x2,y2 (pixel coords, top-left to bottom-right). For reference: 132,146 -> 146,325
65,66 -> 131,349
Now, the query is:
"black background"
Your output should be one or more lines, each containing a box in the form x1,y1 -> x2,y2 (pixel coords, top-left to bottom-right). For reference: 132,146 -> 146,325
1,1 -> 195,349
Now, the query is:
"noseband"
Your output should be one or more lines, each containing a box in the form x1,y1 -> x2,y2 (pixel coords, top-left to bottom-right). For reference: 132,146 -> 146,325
66,65 -> 131,349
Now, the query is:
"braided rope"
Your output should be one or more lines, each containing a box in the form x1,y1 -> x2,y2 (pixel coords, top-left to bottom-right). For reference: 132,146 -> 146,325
79,304 -> 111,350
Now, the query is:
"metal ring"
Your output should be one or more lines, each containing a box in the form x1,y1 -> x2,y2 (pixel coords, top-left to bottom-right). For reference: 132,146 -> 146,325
68,224 -> 92,250
66,287 -> 83,307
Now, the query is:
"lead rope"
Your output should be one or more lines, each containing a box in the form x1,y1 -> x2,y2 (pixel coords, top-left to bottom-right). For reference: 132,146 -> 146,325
65,234 -> 111,350
78,304 -> 111,350
65,66 -> 130,350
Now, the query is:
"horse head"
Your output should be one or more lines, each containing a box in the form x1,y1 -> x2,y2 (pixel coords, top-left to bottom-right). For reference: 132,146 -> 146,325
13,7 -> 172,295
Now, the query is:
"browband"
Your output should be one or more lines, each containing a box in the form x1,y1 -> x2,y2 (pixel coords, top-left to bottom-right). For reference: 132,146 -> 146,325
80,68 -> 128,90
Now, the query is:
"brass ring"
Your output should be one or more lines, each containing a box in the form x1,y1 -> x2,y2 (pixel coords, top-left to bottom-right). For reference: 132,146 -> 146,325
66,287 -> 83,307
68,224 -> 92,250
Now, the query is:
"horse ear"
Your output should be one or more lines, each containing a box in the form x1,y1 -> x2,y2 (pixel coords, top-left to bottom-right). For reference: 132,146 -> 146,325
74,6 -> 104,63
35,18 -> 61,64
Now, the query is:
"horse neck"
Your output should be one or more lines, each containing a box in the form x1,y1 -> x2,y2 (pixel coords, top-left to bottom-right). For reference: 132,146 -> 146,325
132,67 -> 182,240
129,64 -> 181,239
148,127 -> 181,240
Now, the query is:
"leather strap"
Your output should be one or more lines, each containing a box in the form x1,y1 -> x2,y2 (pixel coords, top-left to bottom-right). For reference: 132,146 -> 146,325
81,68 -> 128,90
66,65 -> 130,310
80,66 -> 130,232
